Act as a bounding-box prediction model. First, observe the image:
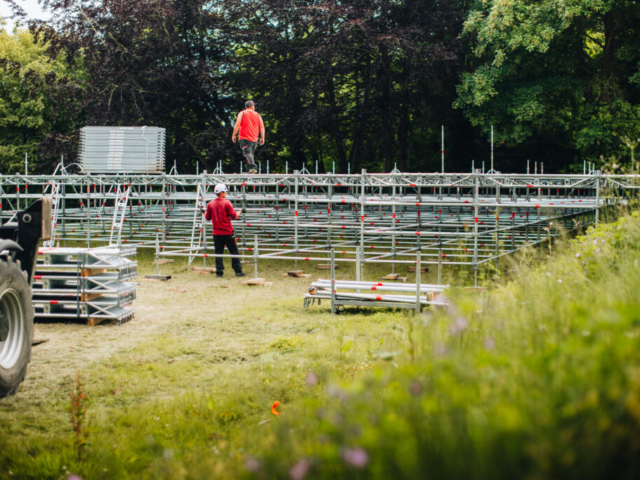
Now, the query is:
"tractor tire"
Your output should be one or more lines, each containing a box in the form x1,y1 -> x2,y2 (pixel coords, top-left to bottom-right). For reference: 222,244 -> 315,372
0,258 -> 34,398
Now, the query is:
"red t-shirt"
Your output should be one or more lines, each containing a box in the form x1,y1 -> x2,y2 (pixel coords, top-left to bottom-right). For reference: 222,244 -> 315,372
205,198 -> 238,236
237,109 -> 264,142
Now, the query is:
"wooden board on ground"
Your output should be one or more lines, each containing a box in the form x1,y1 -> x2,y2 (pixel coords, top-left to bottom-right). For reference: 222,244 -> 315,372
192,267 -> 216,273
240,278 -> 270,286
153,259 -> 174,265
317,264 -> 339,270
379,275 -> 408,282
287,270 -> 310,278
408,267 -> 429,273
465,286 -> 487,293
145,274 -> 172,281
87,317 -> 107,327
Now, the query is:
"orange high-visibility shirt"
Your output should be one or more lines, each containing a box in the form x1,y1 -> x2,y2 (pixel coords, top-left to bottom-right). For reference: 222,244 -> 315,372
238,110 -> 263,142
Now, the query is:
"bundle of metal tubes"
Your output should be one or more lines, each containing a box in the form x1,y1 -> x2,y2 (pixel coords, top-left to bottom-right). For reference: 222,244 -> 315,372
32,246 -> 138,326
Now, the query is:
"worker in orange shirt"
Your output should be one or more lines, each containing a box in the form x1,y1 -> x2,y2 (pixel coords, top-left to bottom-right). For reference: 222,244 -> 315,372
231,100 -> 265,174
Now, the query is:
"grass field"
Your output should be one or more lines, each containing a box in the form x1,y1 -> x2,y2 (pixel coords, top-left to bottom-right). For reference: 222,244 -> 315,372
1,212 -> 640,479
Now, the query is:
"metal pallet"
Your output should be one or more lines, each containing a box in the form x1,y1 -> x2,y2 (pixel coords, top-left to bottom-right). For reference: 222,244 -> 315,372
32,247 -> 137,325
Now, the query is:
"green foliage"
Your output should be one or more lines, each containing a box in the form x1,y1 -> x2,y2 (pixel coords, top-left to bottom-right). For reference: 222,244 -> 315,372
456,0 -> 640,169
3,212 -> 640,477
0,27 -> 77,173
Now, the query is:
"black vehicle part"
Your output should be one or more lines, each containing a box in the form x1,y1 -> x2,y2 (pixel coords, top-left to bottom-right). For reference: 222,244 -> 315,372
0,198 -> 51,398
0,258 -> 34,398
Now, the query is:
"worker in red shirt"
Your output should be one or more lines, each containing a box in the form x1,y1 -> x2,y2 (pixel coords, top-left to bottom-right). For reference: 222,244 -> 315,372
231,100 -> 265,174
204,183 -> 246,277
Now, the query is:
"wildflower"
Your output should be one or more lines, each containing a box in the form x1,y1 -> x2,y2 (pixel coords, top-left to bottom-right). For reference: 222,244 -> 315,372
325,385 -> 348,401
575,252 -> 580,258
433,293 -> 449,307
343,447 -> 369,468
271,401 -> 281,416
245,457 -> 261,473
289,459 -> 310,480
484,337 -> 495,351
449,316 -> 469,335
434,343 -> 449,357
67,476 -> 82,480
409,381 -> 423,396
306,372 -> 318,387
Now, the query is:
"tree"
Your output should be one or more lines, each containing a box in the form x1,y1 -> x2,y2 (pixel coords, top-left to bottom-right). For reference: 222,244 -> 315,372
226,0 -> 469,173
455,0 -> 640,170
0,26 -> 76,173
35,0 -> 234,172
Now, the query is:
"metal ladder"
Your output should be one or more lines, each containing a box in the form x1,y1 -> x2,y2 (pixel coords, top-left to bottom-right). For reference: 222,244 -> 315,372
108,185 -> 131,246
188,184 -> 208,265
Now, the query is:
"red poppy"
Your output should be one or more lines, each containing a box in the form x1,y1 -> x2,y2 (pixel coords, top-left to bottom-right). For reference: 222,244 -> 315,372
271,401 -> 281,416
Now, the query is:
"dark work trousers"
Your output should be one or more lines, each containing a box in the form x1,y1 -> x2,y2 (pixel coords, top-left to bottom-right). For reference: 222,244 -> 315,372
213,234 -> 243,275
239,139 -> 258,172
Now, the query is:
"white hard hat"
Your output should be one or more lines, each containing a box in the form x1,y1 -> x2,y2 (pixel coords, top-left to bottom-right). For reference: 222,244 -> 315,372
214,183 -> 228,195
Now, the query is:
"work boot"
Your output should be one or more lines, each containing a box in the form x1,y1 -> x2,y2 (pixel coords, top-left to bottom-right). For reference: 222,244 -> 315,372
216,272 -> 224,278
248,168 -> 258,174
235,271 -> 246,277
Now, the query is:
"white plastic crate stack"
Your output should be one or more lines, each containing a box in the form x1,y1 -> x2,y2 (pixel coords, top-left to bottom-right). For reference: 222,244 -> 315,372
32,246 -> 138,325
79,126 -> 166,173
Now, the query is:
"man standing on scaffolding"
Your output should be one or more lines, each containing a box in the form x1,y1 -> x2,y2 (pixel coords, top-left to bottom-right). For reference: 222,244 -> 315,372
204,183 -> 246,277
231,100 -> 265,174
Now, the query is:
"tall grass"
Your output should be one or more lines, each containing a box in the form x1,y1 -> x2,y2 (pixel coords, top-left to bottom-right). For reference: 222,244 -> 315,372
1,213 -> 640,478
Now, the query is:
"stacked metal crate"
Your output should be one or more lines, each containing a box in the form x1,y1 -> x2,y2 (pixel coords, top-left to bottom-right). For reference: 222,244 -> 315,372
32,246 -> 138,325
79,126 -> 166,173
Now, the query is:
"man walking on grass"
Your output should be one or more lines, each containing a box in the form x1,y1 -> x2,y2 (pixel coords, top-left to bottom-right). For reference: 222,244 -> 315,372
231,100 -> 265,174
204,183 -> 246,277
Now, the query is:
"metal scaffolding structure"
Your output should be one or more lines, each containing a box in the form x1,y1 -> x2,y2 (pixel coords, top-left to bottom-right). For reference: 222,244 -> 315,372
1,170 -> 638,285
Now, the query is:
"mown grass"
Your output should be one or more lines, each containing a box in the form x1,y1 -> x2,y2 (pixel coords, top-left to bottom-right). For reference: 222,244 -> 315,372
2,213 -> 640,479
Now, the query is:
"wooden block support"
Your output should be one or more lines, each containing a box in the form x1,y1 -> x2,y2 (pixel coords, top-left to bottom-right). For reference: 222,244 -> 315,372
153,259 -> 174,265
464,287 -> 487,293
81,293 -> 104,302
192,267 -> 217,273
145,274 -> 172,281
379,275 -> 408,282
287,270 -> 307,277
87,317 -> 107,327
317,264 -> 339,270
82,268 -> 107,277
240,278 -> 266,286
408,267 -> 428,273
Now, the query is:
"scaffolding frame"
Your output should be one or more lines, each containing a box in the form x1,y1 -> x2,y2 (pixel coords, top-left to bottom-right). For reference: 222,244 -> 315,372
2,170 -> 638,285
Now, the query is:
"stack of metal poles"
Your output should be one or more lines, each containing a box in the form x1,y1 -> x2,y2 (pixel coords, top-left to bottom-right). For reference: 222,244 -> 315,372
32,246 -> 138,325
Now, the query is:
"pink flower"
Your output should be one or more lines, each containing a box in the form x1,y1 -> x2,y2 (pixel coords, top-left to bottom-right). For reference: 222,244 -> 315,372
449,317 -> 469,335
484,337 -> 495,351
245,457 -> 261,473
289,459 -> 310,480
343,448 -> 369,468
306,372 -> 318,387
